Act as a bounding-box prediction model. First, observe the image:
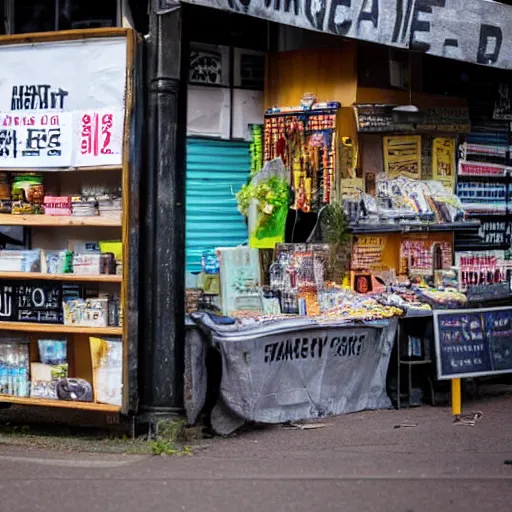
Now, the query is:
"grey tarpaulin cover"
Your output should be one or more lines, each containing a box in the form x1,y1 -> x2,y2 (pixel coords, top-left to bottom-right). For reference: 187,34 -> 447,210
184,316 -> 208,425
187,314 -> 398,435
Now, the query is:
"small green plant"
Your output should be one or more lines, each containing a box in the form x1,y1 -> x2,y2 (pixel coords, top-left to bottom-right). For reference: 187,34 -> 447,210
148,418 -> 193,456
150,440 -> 193,456
320,203 -> 351,283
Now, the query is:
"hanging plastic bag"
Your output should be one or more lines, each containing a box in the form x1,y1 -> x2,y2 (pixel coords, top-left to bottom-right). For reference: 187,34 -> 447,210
237,159 -> 290,249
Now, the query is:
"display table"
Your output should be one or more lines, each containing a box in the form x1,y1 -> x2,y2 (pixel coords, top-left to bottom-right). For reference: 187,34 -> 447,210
185,313 -> 398,435
395,300 -> 512,409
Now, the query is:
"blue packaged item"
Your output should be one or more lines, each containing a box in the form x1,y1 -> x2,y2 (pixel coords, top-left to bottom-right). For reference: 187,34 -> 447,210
38,339 -> 67,365
201,250 -> 220,275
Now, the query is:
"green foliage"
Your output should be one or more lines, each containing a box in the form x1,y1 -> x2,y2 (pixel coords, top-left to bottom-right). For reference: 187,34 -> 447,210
149,440 -> 193,457
320,202 -> 350,246
320,203 -> 351,283
236,177 -> 289,218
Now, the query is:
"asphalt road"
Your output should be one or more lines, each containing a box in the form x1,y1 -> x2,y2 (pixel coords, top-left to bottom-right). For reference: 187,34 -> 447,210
1,396 -> 511,512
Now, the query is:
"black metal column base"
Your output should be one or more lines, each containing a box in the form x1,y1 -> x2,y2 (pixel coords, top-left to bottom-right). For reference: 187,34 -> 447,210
139,1 -> 187,415
135,406 -> 186,438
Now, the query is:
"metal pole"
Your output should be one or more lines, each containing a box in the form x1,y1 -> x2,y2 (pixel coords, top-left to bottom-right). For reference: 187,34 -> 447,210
139,0 -> 187,418
451,378 -> 462,418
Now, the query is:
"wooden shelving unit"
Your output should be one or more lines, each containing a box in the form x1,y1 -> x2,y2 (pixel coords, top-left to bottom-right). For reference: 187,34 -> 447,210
0,272 -> 122,283
0,214 -> 121,227
0,28 -> 137,415
0,395 -> 120,412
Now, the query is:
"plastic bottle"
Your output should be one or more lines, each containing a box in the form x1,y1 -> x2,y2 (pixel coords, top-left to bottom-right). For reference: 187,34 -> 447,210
0,365 -> 7,394
17,368 -> 29,397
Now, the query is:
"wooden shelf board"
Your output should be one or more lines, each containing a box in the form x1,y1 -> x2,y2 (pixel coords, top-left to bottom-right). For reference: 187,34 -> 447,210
0,214 -> 121,227
458,173 -> 507,178
0,272 -> 122,283
0,322 -> 122,335
0,395 -> 120,412
0,165 -> 122,173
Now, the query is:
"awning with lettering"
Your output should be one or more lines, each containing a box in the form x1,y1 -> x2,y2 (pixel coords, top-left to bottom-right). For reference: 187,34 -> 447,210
180,0 -> 512,70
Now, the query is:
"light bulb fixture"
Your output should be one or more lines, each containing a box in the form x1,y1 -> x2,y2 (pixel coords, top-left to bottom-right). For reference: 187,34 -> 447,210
392,104 -> 419,113
392,52 -> 421,122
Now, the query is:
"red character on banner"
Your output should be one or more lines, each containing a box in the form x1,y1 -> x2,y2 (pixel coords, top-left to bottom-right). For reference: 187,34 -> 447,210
80,114 -> 93,155
100,113 -> 113,155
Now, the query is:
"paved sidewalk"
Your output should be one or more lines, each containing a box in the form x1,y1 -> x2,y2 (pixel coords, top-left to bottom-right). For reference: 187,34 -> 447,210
1,396 -> 511,512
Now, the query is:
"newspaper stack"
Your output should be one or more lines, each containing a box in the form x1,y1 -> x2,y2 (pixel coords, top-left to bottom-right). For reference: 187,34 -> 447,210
97,194 -> 122,219
71,196 -> 98,216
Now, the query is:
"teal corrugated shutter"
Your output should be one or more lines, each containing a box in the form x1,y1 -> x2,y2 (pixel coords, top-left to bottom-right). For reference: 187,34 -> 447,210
186,138 -> 249,273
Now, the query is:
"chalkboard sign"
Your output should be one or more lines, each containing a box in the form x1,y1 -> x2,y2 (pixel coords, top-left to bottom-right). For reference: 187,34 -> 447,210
353,104 -> 404,133
434,307 -> 512,379
15,282 -> 63,324
0,282 -> 16,321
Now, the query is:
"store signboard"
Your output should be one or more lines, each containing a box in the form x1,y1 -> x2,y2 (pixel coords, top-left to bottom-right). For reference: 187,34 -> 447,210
383,135 -> 422,180
186,314 -> 397,435
182,0 -> 512,70
15,282 -> 63,324
434,307 -> 512,380
0,37 -> 126,168
432,138 -> 456,192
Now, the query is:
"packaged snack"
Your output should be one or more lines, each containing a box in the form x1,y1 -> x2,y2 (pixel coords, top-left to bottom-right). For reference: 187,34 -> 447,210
43,196 -> 72,216
0,172 -> 12,213
11,174 -> 44,214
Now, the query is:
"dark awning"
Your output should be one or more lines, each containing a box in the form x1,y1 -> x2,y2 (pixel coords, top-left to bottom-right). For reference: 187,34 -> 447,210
179,0 -> 512,69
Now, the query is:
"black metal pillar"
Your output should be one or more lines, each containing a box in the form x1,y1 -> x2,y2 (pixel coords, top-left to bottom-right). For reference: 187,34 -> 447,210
140,0 -> 187,418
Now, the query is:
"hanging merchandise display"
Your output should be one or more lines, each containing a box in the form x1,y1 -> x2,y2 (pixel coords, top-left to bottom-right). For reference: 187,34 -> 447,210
249,124 -> 263,177
264,102 -> 340,212
190,99 -> 492,326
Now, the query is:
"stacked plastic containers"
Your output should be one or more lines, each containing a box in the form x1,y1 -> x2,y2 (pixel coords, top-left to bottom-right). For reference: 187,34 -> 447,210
0,339 -> 30,397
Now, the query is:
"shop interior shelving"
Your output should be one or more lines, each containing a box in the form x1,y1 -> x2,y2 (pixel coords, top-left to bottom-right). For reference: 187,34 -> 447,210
0,164 -> 125,412
0,27 -> 136,413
